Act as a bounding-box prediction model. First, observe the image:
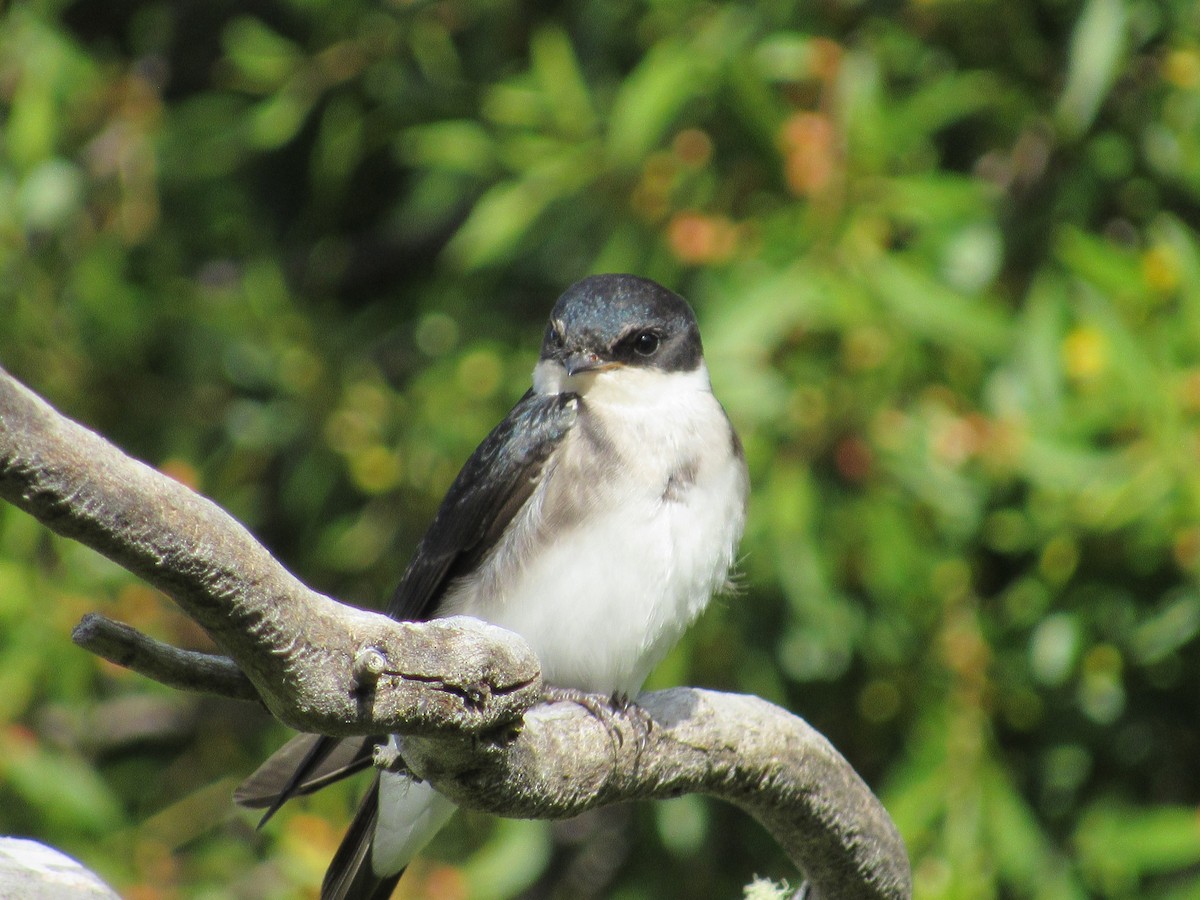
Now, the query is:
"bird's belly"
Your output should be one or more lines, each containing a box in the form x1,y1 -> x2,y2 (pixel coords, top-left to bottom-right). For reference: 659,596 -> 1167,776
442,464 -> 743,695
479,509 -> 684,694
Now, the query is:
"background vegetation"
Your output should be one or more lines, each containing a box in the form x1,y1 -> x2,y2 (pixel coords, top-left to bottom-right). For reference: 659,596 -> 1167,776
3,0 -> 1200,897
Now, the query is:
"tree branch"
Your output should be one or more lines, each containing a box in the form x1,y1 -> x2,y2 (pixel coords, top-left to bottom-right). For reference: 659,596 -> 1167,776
0,364 -> 543,737
71,612 -> 262,701
0,364 -> 912,900
404,689 -> 911,900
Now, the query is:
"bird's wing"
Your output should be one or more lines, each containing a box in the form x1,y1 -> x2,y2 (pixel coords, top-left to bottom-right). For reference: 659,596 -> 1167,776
386,388 -> 578,620
235,389 -> 578,833
234,733 -> 380,819
316,389 -> 580,898
320,774 -> 401,900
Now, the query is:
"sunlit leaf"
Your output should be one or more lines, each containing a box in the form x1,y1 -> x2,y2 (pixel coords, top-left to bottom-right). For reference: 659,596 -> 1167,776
459,818 -> 551,900
1057,0 -> 1127,138
863,257 -> 1012,356
1077,803 -> 1200,882
1,734 -> 125,835
606,33 -> 723,166
222,17 -> 302,91
530,27 -> 596,138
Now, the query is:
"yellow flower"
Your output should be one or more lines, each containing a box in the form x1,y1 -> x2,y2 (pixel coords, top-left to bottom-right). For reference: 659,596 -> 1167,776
1062,326 -> 1108,381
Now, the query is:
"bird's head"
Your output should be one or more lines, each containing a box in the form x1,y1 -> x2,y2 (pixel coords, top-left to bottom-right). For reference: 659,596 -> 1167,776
534,275 -> 704,396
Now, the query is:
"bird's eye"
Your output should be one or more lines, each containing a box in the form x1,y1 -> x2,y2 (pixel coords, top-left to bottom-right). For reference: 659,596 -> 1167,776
633,331 -> 660,356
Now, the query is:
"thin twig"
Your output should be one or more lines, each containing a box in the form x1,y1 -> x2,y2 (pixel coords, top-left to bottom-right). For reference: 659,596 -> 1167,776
71,612 -> 261,702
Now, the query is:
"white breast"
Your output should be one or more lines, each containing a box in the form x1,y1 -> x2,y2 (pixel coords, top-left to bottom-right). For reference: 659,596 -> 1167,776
439,362 -> 747,695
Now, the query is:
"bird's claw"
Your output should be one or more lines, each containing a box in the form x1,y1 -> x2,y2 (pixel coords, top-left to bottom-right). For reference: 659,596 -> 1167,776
542,686 -> 654,756
610,691 -> 655,752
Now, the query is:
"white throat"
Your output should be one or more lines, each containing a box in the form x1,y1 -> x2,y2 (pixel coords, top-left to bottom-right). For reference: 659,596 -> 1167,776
532,358 -> 712,401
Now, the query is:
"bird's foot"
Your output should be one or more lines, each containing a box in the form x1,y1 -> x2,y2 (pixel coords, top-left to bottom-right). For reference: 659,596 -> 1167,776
543,685 -> 614,721
542,686 -> 654,755
609,691 -> 655,749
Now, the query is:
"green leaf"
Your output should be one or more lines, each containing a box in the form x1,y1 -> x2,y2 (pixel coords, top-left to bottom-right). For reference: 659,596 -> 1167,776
530,27 -> 596,138
311,95 -> 364,190
397,121 -> 497,176
444,178 -> 553,270
898,71 -> 1005,141
460,818 -> 551,900
1057,0 -> 1127,138
606,39 -> 707,165
0,11 -> 94,170
1055,227 -> 1144,297
1077,803 -> 1200,881
445,148 -> 598,269
981,761 -> 1059,890
1,735 -> 125,836
249,88 -> 314,150
222,17 -> 302,91
863,257 -> 1012,356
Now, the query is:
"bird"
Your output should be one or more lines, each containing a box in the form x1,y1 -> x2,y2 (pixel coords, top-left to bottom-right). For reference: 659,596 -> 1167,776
235,273 -> 749,899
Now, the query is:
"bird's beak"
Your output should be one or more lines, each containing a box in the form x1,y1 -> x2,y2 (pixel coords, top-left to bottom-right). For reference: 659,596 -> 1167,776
563,352 -> 616,377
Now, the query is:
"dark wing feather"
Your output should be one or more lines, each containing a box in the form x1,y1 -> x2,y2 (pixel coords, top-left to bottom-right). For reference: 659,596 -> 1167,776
239,388 -> 578,897
386,389 -> 578,620
320,774 -> 402,900
235,733 -> 380,822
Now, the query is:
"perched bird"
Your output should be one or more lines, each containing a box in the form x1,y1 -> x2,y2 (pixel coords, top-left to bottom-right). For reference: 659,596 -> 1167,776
236,274 -> 748,899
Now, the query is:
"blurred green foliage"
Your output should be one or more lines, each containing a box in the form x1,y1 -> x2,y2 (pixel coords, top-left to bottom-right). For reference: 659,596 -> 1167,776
3,0 -> 1200,897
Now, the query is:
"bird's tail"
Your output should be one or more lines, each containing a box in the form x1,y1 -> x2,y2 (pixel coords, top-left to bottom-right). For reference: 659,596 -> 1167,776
322,769 -> 457,900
